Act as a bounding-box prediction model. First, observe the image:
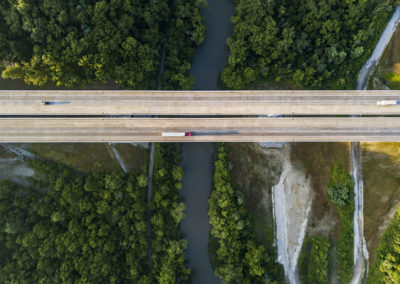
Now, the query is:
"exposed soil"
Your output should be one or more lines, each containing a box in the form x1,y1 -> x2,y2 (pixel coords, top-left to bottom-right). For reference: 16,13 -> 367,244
291,143 -> 351,283
291,143 -> 350,240
361,142 -> 400,266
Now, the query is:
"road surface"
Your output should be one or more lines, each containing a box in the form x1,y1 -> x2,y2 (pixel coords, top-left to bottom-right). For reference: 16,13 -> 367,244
1,90 -> 400,115
1,117 -> 400,142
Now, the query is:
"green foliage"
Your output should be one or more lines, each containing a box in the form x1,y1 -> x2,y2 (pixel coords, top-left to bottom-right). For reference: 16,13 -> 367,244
384,72 -> 400,89
299,236 -> 330,284
151,143 -> 190,283
0,0 -> 206,89
368,206 -> 400,284
222,0 -> 395,89
0,160 -> 149,283
327,159 -> 354,282
208,144 -> 282,283
328,159 -> 355,208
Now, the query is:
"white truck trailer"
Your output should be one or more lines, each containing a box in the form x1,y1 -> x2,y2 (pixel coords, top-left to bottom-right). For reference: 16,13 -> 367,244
161,132 -> 193,137
377,100 -> 399,105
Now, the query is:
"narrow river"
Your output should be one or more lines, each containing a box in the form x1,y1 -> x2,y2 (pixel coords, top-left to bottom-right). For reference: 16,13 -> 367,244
180,0 -> 235,283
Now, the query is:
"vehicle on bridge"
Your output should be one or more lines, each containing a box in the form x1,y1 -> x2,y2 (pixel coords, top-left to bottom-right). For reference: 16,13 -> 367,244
377,100 -> 400,105
162,132 -> 193,137
41,101 -> 51,105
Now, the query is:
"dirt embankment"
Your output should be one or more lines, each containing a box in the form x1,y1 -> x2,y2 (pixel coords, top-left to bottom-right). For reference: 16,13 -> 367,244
227,143 -> 316,283
291,143 -> 350,240
291,143 -> 351,283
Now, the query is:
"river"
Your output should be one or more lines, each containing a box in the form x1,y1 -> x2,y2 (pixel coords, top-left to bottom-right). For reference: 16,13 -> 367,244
180,0 -> 235,283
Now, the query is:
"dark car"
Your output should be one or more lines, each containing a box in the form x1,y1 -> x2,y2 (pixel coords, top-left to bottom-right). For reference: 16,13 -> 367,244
41,101 -> 51,105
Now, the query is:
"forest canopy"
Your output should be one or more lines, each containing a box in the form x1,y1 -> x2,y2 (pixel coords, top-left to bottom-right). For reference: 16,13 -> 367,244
208,145 -> 283,283
0,144 -> 190,283
0,0 -> 206,89
222,0 -> 396,89
0,160 -> 150,283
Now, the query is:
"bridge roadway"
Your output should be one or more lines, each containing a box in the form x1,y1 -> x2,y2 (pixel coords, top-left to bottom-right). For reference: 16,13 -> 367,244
1,90 -> 400,115
1,117 -> 400,142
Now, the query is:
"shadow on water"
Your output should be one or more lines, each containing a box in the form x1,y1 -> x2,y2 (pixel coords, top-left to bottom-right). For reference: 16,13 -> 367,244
180,0 -> 235,283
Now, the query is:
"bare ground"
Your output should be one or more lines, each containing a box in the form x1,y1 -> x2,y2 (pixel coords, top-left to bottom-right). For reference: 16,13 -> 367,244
291,142 -> 351,283
291,143 -> 350,240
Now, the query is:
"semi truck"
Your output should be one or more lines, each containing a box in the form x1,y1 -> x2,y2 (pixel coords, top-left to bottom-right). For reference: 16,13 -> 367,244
161,132 -> 193,137
377,100 -> 399,105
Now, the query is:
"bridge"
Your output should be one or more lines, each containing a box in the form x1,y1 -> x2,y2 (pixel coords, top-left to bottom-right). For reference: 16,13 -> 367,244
1,90 -> 400,115
0,90 -> 400,142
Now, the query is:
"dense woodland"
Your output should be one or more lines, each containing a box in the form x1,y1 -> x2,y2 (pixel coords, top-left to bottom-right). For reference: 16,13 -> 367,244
150,143 -> 190,283
0,0 -> 205,88
208,145 -> 283,284
161,0 -> 207,90
0,160 -> 150,283
369,206 -> 400,283
0,144 -> 189,283
327,159 -> 355,283
222,0 -> 396,89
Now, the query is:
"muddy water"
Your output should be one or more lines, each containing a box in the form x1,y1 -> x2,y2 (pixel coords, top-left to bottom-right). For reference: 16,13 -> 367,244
180,0 -> 234,282
180,143 -> 216,283
190,0 -> 235,90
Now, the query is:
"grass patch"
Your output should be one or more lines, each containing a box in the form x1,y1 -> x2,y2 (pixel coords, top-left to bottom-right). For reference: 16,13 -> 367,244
384,71 -> 400,89
362,142 -> 400,265
31,143 -> 149,173
113,144 -> 149,173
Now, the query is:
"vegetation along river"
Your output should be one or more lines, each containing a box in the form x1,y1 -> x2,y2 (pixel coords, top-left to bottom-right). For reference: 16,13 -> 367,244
180,0 -> 234,282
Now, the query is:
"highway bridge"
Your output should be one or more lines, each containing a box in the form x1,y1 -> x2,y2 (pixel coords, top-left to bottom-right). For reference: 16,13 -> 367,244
0,90 -> 400,115
1,117 -> 400,142
0,90 -> 400,142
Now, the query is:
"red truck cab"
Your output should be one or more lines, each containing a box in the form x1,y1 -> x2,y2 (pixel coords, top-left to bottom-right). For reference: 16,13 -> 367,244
185,132 -> 193,136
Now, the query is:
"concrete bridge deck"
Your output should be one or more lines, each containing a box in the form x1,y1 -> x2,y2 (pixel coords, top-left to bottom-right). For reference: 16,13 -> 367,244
1,117 -> 399,142
0,90 -> 400,115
